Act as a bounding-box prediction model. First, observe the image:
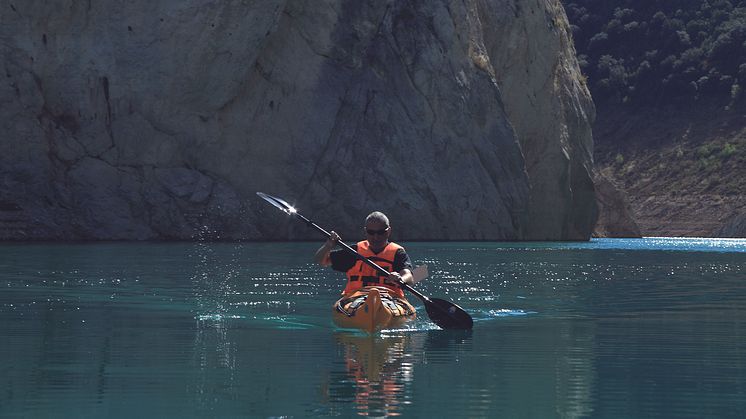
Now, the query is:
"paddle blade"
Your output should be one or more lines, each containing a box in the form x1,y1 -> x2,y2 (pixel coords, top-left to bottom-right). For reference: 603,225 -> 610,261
257,192 -> 297,215
411,264 -> 428,284
424,298 -> 473,330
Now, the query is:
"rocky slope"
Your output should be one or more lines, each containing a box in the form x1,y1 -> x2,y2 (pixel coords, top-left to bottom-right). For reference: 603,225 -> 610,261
0,0 -> 596,241
595,106 -> 746,237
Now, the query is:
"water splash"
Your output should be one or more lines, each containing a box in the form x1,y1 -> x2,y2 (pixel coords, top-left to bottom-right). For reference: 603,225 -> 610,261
196,314 -> 244,321
463,308 -> 537,322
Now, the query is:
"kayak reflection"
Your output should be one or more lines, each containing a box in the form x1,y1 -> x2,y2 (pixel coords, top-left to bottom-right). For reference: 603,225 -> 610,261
324,330 -> 473,416
327,332 -> 420,417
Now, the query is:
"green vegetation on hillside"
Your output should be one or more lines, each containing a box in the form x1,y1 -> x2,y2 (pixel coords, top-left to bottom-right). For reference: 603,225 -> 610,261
564,0 -> 746,108
609,137 -> 744,193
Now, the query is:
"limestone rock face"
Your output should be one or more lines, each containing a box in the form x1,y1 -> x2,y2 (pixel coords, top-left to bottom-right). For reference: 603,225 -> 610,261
715,213 -> 746,238
592,172 -> 641,238
1,0 -> 595,240
480,0 -> 598,240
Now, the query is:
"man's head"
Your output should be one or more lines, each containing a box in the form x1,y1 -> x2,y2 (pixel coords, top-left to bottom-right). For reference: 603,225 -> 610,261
364,211 -> 391,248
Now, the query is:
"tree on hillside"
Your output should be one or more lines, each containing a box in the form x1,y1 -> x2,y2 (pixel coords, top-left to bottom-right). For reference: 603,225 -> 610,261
563,0 -> 746,109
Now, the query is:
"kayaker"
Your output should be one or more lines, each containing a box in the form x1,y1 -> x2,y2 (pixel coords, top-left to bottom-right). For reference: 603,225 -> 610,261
315,211 -> 414,297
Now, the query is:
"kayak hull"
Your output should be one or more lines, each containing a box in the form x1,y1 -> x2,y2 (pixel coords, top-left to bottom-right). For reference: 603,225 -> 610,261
332,286 -> 416,333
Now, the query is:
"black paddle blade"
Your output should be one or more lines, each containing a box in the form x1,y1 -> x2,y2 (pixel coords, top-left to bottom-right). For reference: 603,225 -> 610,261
424,298 -> 473,330
257,192 -> 297,215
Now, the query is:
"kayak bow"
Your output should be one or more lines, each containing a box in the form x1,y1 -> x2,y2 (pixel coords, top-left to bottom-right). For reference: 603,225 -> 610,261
333,287 -> 416,333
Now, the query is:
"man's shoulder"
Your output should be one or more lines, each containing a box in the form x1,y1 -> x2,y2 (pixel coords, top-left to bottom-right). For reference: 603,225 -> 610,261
331,244 -> 357,263
333,243 -> 358,252
390,242 -> 406,251
391,244 -> 409,259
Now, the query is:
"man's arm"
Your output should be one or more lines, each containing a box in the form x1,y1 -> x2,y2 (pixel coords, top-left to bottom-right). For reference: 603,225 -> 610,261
387,248 -> 414,286
314,231 -> 340,266
388,269 -> 413,286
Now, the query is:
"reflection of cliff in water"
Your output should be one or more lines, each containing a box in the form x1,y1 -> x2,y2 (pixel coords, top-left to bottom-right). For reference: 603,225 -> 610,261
554,322 -> 596,419
323,330 -> 473,417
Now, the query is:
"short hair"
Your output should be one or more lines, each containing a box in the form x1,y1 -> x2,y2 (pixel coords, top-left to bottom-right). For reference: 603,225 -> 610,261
365,211 -> 389,227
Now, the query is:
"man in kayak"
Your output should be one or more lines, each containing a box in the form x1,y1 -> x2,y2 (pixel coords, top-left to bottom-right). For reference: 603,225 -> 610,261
315,211 -> 414,297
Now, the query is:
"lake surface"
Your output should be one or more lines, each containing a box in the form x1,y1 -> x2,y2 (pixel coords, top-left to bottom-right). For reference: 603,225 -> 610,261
1,238 -> 745,418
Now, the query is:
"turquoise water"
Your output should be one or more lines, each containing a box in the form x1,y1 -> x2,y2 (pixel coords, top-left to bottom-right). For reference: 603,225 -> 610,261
1,238 -> 745,417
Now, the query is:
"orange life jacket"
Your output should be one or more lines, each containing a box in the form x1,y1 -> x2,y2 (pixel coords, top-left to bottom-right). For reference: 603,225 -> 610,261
343,241 -> 405,298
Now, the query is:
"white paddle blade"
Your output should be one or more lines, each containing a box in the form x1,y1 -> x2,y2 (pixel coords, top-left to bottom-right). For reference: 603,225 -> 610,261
257,192 -> 297,215
411,264 -> 428,283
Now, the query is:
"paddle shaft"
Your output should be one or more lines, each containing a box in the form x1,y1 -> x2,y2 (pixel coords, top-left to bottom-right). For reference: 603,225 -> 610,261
293,212 -> 434,304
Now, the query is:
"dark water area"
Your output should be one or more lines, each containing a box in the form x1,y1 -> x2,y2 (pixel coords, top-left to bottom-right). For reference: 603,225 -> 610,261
1,238 -> 745,417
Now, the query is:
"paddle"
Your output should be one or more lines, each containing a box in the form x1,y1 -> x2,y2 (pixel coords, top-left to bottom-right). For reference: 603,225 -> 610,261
257,192 -> 473,330
411,264 -> 428,284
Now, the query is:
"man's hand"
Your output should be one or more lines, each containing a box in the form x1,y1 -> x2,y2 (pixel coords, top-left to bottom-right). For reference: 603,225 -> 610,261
315,231 -> 341,266
385,271 -> 404,286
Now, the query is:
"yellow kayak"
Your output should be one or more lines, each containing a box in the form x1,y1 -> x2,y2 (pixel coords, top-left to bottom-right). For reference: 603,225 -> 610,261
332,287 -> 416,333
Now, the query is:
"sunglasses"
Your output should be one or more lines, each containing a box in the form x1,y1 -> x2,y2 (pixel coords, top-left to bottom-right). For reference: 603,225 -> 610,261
365,227 -> 390,236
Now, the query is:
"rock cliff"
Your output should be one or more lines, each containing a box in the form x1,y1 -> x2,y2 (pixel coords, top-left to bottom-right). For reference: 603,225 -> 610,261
0,0 -> 596,241
592,171 -> 641,238
716,213 -> 746,238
